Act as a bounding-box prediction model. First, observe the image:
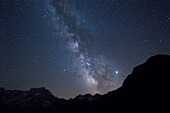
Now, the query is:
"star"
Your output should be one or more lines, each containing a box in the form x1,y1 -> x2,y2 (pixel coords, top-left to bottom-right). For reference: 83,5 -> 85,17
0,0 -> 169,99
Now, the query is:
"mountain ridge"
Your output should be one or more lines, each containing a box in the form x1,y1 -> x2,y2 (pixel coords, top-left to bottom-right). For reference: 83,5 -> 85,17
0,54 -> 170,113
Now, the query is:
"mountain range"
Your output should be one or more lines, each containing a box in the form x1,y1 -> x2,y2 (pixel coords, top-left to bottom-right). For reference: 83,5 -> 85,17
0,54 -> 170,113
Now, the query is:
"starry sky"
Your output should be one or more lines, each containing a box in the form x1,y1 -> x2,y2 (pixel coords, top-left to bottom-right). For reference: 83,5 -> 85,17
0,0 -> 170,99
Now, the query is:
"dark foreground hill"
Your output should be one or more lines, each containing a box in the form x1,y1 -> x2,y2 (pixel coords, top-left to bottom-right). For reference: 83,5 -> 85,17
0,54 -> 170,113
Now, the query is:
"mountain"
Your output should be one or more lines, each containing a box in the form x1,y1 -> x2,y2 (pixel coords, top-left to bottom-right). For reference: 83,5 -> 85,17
79,54 -> 170,113
0,87 -> 56,113
0,54 -> 170,113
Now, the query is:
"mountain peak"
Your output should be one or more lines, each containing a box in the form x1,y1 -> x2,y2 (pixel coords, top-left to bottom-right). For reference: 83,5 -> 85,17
29,87 -> 53,96
123,54 -> 170,88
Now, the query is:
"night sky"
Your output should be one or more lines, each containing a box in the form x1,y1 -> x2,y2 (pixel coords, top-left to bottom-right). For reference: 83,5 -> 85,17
0,0 -> 170,99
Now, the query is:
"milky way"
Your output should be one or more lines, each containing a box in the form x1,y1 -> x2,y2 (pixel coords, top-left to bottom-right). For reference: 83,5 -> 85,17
50,0 -> 119,94
1,0 -> 169,99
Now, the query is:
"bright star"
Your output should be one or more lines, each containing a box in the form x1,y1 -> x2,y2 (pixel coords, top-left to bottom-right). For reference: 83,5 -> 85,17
115,71 -> 118,74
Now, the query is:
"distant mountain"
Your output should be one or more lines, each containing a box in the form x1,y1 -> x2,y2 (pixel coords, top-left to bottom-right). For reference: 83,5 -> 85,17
71,93 -> 101,102
0,87 -> 56,113
0,54 -> 170,113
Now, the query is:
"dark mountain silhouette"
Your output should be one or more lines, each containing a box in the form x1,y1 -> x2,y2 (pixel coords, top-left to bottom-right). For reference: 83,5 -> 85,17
76,54 -> 170,113
0,54 -> 170,113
